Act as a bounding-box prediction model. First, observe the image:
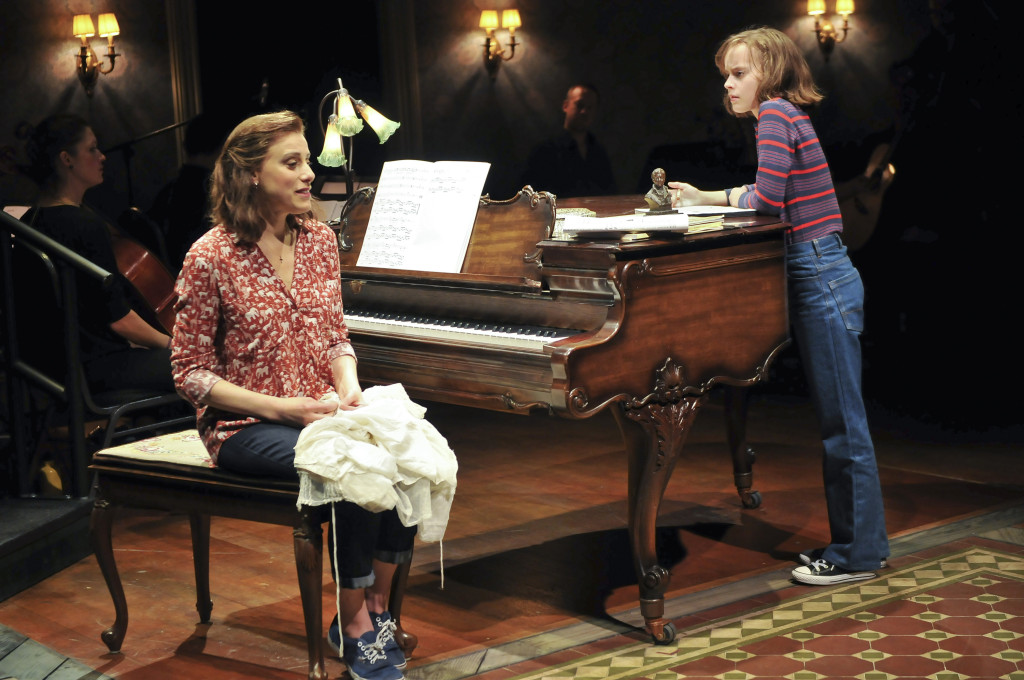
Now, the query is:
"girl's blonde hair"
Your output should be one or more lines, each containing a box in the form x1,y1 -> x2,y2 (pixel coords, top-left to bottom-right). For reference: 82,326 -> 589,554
715,27 -> 823,117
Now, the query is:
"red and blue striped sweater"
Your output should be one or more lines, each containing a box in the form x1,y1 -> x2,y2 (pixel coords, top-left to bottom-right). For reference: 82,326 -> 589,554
737,98 -> 843,245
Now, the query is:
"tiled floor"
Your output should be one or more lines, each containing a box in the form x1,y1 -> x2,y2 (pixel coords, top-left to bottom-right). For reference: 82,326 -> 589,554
479,538 -> 1024,680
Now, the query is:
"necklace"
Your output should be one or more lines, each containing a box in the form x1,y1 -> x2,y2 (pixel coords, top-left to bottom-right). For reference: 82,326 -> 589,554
278,229 -> 295,262
260,227 -> 295,263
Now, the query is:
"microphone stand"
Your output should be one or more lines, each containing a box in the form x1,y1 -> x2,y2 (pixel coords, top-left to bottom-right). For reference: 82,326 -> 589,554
103,120 -> 190,206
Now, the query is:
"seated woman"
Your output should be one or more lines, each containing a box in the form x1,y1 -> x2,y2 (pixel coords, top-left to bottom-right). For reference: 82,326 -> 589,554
22,114 -> 173,394
171,111 -> 414,680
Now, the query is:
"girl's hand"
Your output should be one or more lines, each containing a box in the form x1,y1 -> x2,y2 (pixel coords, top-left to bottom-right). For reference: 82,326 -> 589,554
668,181 -> 703,207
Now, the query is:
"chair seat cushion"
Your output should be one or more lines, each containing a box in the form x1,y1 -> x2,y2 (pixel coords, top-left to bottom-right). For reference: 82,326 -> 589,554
94,429 -> 213,467
91,429 -> 300,493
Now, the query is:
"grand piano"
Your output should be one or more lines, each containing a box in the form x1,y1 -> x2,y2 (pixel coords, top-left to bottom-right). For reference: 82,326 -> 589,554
333,187 -> 789,643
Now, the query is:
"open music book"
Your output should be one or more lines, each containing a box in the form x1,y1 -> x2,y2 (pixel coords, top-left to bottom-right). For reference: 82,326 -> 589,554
356,160 -> 491,273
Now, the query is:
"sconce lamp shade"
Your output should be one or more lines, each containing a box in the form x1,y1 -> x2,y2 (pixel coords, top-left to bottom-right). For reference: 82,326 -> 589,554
97,13 -> 120,37
73,14 -> 96,38
354,101 -> 401,144
479,10 -> 499,31
501,9 -> 521,32
807,0 -> 826,15
835,0 -> 854,15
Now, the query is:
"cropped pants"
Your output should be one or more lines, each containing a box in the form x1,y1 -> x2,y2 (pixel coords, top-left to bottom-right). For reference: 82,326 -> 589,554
218,422 -> 417,588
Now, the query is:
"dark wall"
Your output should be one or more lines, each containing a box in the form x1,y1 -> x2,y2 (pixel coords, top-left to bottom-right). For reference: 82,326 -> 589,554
410,0 -> 931,199
0,0 -> 179,220
194,2 -> 393,185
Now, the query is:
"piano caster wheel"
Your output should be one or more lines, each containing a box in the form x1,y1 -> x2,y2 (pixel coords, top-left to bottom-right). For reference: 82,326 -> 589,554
740,490 -> 762,509
650,621 -> 677,645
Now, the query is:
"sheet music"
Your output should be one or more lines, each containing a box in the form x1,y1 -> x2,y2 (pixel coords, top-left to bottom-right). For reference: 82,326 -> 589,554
357,160 -> 491,272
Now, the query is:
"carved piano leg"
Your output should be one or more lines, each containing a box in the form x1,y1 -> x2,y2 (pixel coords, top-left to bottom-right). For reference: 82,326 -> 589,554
614,392 -> 705,645
387,557 -> 419,658
723,386 -> 760,509
189,512 -> 213,622
90,494 -> 128,652
294,507 -> 327,680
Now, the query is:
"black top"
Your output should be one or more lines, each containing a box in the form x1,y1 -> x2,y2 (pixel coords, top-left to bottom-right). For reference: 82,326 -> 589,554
21,205 -> 134,361
522,130 -> 616,199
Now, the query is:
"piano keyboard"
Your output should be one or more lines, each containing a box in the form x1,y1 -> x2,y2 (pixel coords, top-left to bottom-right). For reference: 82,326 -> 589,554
344,309 -> 580,349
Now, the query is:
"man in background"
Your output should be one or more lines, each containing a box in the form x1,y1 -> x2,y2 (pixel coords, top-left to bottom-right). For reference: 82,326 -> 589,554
522,83 -> 616,198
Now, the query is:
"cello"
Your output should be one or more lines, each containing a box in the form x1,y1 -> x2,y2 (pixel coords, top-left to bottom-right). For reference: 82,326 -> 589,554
107,208 -> 178,335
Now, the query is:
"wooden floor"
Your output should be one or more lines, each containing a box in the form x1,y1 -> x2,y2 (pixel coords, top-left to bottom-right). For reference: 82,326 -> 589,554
1,383 -> 1023,680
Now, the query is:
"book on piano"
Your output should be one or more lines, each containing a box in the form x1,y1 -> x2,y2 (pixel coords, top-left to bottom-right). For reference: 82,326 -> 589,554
634,205 -> 756,217
559,212 -> 724,240
356,160 -> 491,273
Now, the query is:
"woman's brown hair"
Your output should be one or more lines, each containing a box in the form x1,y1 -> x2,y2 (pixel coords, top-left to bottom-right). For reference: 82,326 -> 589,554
715,27 -> 823,117
210,110 -> 314,243
25,114 -> 92,194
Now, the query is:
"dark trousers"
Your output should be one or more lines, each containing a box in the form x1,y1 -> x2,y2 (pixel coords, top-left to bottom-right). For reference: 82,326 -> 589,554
219,422 -> 417,588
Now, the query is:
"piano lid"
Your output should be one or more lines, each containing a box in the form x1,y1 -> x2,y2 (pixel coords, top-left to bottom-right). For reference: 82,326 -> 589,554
332,186 -> 557,292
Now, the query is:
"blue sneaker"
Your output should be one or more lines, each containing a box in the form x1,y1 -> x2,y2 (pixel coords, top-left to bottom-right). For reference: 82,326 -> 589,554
341,628 -> 403,680
370,611 -> 406,669
328,616 -> 404,680
328,615 -> 342,656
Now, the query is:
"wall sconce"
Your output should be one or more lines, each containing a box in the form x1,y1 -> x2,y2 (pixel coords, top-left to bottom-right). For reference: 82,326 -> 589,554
317,77 -> 401,195
808,0 -> 853,59
480,9 -> 521,79
73,13 -> 121,96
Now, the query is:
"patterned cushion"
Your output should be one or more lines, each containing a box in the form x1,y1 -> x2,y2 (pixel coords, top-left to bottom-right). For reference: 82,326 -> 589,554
96,429 -> 213,468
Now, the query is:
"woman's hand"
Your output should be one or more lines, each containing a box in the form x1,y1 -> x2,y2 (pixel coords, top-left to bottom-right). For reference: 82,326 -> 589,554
335,383 -> 364,411
272,396 -> 338,427
332,354 -> 364,411
111,309 -> 172,349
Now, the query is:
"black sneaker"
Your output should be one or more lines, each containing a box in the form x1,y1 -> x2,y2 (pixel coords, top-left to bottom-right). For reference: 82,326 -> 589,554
792,559 -> 877,585
798,548 -> 887,569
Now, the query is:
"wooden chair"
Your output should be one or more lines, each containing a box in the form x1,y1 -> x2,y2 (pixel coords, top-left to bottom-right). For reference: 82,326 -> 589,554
89,430 -> 416,680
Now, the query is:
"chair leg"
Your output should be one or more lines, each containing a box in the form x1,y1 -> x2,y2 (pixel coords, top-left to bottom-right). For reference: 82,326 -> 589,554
388,557 -> 418,657
294,506 -> 327,680
189,513 -> 213,622
90,493 -> 127,652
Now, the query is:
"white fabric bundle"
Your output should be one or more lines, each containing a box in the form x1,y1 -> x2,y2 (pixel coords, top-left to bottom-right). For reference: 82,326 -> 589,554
293,383 -> 458,542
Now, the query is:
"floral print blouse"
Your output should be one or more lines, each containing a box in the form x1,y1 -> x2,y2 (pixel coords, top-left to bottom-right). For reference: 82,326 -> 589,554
171,219 -> 355,461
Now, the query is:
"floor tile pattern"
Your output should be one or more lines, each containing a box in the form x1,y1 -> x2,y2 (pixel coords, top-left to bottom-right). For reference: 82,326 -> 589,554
509,547 -> 1024,680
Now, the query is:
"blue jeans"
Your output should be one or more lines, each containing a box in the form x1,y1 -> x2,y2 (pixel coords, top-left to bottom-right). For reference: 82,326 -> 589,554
219,423 -> 417,588
787,233 -> 889,570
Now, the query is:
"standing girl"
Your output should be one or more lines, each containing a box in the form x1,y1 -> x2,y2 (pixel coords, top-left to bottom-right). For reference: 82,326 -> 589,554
670,27 -> 889,585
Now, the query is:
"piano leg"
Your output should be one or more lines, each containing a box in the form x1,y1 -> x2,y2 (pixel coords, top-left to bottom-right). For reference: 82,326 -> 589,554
724,386 -> 761,509
613,393 -> 705,645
